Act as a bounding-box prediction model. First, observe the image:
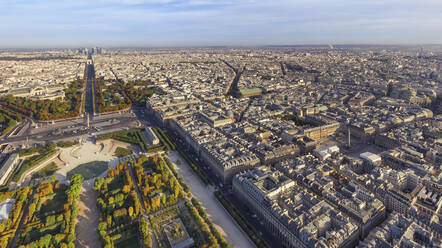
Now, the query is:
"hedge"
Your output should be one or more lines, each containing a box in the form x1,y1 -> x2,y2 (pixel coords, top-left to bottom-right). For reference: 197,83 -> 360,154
152,128 -> 170,151
154,128 -> 176,150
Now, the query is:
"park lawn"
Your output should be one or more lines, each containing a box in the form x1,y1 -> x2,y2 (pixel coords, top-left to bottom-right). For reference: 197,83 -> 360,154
107,176 -> 125,192
56,140 -> 79,148
141,159 -> 156,170
115,233 -> 139,248
114,146 -> 133,157
97,129 -> 148,151
31,162 -> 58,179
39,185 -> 68,216
12,149 -> 58,182
67,161 -> 108,180
40,196 -> 66,215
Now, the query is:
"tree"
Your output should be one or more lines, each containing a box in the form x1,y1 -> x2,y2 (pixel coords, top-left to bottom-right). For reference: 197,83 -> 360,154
57,214 -> 64,222
46,215 -> 56,226
47,142 -> 56,150
98,222 -> 107,232
116,193 -> 124,206
151,197 -> 161,211
39,234 -> 52,247
128,206 -> 134,218
28,202 -> 36,219
161,194 -> 167,206
122,184 -> 131,194
108,196 -> 115,209
140,218 -> 152,247
140,218 -> 149,237
93,178 -> 105,191
107,216 -> 112,226
173,185 -> 180,198
66,174 -> 83,199
67,233 -> 76,243
53,234 -> 65,245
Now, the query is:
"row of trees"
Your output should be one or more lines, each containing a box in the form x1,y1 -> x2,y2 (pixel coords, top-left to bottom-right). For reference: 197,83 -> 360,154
159,127 -> 212,185
140,218 -> 153,247
177,147 -> 211,185
18,142 -> 55,157
152,128 -> 176,151
191,198 -> 230,248
185,201 -> 220,248
163,157 -> 190,193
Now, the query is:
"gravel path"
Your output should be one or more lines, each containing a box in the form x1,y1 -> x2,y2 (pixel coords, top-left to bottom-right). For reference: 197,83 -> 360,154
75,188 -> 101,248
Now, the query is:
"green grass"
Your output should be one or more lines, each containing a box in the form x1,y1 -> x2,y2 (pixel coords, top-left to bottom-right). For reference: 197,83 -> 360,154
97,129 -> 148,152
56,140 -> 79,148
152,128 -> 176,151
115,235 -> 139,248
39,194 -> 66,217
141,160 -> 155,170
13,149 -> 58,182
31,162 -> 58,179
18,145 -> 51,156
67,161 -> 108,180
114,147 -> 133,157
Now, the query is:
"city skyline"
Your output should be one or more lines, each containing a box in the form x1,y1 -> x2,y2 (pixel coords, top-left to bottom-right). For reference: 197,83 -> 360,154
0,1 -> 441,247
0,45 -> 441,247
1,0 -> 442,48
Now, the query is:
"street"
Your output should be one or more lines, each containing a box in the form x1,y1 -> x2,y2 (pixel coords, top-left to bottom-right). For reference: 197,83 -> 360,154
0,62 -> 151,149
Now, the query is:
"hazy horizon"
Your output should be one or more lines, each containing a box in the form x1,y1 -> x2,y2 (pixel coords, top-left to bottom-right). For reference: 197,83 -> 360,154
2,43 -> 442,50
1,0 -> 442,48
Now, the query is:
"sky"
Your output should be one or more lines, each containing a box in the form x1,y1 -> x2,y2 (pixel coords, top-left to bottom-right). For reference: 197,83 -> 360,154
0,0 -> 441,48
